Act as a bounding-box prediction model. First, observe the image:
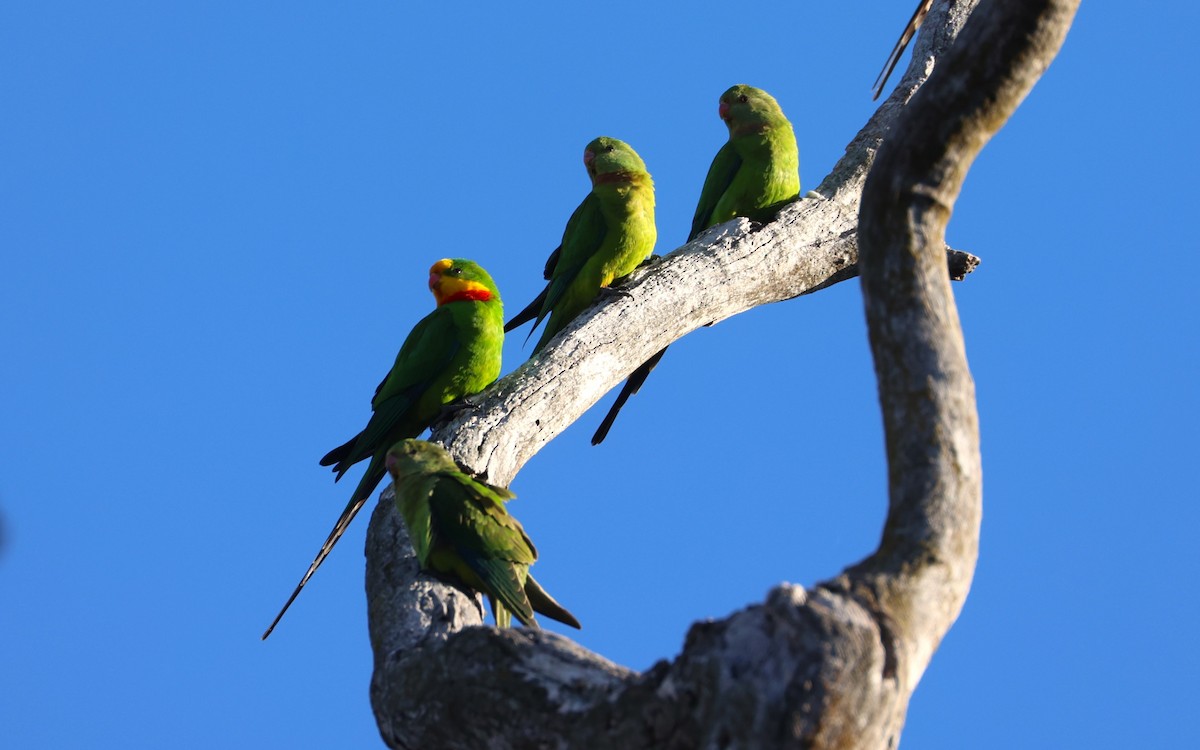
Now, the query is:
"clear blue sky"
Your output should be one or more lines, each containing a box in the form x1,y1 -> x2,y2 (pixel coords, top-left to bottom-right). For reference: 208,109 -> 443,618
2,2 -> 1196,747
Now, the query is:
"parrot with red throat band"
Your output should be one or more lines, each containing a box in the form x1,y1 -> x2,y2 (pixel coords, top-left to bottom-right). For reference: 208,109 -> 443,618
592,85 -> 799,445
505,136 -> 656,354
386,439 -> 581,630
263,258 -> 503,639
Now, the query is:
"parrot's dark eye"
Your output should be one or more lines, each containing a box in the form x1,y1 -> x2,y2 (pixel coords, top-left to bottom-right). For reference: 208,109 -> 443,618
604,144 -> 615,152
738,94 -> 749,103
447,267 -> 463,277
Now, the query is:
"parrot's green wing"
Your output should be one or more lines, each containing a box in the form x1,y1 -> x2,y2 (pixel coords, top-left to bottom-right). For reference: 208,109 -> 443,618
431,472 -> 538,627
371,305 -> 461,411
402,477 -> 439,567
506,193 -> 608,339
437,473 -> 537,565
322,306 -> 461,476
533,192 -> 608,330
484,482 -> 517,502
542,245 -> 561,280
689,141 -> 743,242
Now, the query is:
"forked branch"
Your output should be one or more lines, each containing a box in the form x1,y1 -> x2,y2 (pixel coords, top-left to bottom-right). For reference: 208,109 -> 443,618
365,1 -> 1078,747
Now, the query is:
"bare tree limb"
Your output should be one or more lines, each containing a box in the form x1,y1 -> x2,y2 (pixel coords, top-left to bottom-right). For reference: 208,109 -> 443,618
847,0 -> 1080,699
363,0 -> 1079,747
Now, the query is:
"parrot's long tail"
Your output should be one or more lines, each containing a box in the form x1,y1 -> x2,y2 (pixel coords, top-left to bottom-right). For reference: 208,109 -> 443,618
320,439 -> 352,467
319,431 -> 365,482
504,286 -> 549,334
261,457 -> 386,639
591,346 -> 668,446
525,575 -> 581,629
871,0 -> 934,100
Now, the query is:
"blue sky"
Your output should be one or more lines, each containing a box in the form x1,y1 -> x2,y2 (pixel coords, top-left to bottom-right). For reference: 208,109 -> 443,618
2,2 -> 1196,747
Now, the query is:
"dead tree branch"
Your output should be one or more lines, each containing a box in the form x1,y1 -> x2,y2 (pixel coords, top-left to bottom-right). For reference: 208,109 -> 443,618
364,1 -> 1078,747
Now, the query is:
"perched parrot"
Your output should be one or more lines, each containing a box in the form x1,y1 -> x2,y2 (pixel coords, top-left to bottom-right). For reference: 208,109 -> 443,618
871,0 -> 934,100
262,259 -> 504,639
386,439 -> 581,630
504,136 -> 656,353
592,85 -> 800,445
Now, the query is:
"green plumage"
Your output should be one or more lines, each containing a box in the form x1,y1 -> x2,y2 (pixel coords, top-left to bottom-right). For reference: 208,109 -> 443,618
688,85 -> 800,241
592,85 -> 799,445
263,259 -> 503,639
386,440 -> 581,630
505,136 -> 656,353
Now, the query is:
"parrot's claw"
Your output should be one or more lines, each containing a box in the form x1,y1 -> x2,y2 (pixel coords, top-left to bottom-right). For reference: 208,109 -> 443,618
436,396 -> 480,422
606,256 -> 660,295
598,286 -> 634,300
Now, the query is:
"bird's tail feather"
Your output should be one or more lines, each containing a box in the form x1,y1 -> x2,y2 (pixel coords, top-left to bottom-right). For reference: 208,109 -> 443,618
591,346 -> 668,445
261,456 -> 387,639
525,574 -> 581,629
319,433 -> 360,477
504,286 -> 549,334
491,599 -> 523,629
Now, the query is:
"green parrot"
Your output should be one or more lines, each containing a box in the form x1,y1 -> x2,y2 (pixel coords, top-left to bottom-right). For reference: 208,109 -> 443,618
385,439 -> 581,630
592,85 -> 800,445
262,259 -> 504,639
504,136 -> 656,353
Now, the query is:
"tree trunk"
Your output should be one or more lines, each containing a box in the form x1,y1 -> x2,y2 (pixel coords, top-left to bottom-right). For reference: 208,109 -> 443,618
363,1 -> 1079,747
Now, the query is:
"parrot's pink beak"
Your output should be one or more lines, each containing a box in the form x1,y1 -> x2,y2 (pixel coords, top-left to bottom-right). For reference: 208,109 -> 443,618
428,259 -> 453,298
718,100 -> 731,121
385,452 -> 397,475
583,150 -> 596,168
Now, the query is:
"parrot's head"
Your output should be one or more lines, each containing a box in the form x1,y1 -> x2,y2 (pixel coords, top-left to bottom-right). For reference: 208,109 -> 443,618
386,439 -> 458,481
428,258 -> 501,306
719,85 -> 789,136
583,136 -> 651,186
